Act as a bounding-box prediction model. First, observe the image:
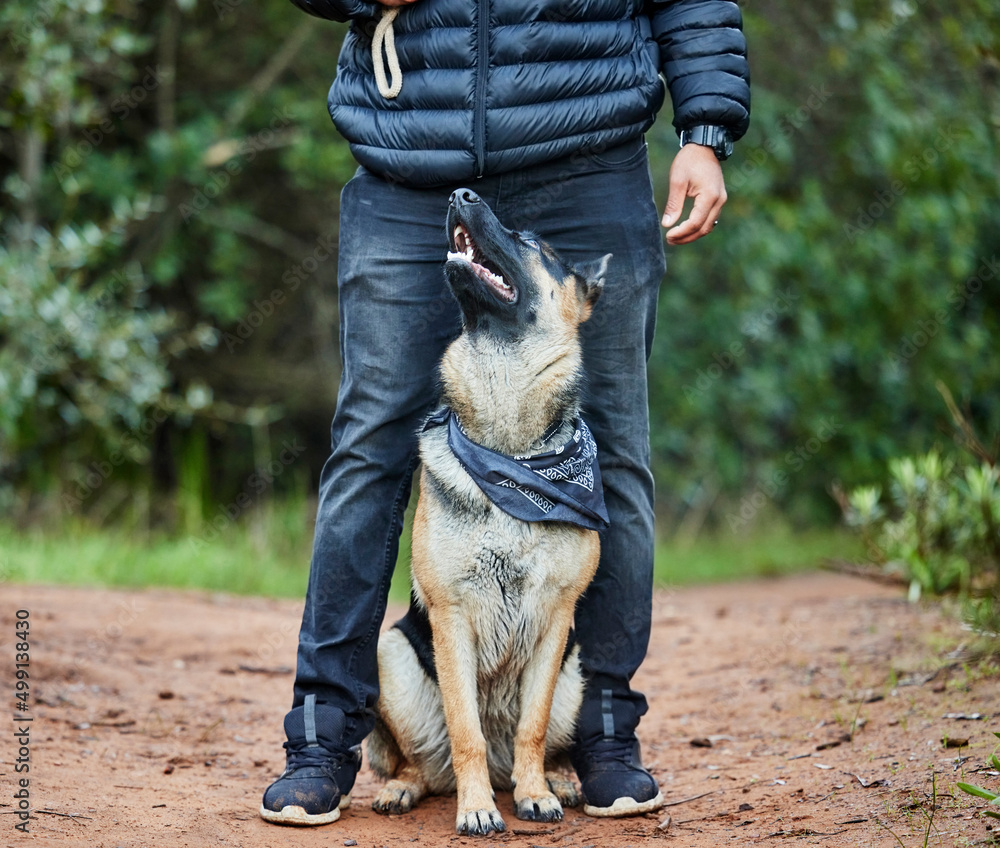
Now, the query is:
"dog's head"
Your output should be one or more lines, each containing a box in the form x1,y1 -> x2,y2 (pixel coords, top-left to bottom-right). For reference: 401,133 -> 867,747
444,189 -> 609,342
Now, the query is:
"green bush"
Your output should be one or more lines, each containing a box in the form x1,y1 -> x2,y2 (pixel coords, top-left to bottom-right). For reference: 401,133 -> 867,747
647,0 -> 1000,527
842,413 -> 1000,637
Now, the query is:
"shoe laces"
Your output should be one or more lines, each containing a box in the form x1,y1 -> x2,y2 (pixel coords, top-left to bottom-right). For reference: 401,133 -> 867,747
283,740 -> 352,779
578,737 -> 637,767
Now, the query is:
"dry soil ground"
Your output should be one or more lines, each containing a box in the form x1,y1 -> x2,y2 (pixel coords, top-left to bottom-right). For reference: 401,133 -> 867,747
3,573 -> 1000,848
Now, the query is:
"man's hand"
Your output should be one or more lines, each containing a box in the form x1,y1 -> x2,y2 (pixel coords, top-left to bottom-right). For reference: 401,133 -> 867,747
661,144 -> 728,245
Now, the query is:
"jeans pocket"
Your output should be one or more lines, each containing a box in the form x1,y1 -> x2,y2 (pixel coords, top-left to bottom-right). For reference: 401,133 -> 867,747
589,137 -> 648,171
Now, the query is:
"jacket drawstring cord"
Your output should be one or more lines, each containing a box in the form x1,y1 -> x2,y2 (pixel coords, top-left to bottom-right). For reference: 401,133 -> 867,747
373,6 -> 402,99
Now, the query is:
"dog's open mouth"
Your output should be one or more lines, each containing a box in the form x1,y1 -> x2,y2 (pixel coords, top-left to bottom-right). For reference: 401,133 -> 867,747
447,224 -> 517,304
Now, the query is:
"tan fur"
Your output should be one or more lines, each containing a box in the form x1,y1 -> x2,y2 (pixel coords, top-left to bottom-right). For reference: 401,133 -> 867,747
370,218 -> 605,835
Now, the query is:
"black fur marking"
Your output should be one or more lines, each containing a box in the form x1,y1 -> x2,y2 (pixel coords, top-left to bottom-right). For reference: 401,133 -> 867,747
424,463 -> 490,522
392,602 -> 578,685
393,600 -> 437,683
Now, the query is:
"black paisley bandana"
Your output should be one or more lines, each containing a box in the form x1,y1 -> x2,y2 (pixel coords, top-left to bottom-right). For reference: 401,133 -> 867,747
423,407 -> 610,531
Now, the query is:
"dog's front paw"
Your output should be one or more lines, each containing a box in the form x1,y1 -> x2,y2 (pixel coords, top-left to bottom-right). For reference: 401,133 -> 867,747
514,792 -> 564,822
456,807 -> 506,836
547,774 -> 580,808
373,782 -> 418,815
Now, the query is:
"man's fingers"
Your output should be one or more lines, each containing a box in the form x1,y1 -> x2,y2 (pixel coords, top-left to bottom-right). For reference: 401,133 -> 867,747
661,176 -> 689,228
662,143 -> 729,244
665,191 -> 721,245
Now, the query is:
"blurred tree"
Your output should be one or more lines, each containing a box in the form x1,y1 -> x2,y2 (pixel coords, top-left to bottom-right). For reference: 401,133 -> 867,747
0,0 -> 356,523
647,0 -> 1000,532
0,0 -> 996,535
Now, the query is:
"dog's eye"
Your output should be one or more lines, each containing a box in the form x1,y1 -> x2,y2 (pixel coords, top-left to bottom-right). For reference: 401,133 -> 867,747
522,237 -> 539,249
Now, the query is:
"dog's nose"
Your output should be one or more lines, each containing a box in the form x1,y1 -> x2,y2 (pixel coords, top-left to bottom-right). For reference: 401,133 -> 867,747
449,188 -> 481,207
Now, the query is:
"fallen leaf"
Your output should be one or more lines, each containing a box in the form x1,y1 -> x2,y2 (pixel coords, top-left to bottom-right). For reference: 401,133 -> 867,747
816,733 -> 852,751
237,664 -> 293,675
850,773 -> 889,788
855,689 -> 884,703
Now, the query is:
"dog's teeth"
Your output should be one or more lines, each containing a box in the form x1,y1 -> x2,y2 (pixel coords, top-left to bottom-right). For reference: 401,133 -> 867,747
496,275 -> 505,288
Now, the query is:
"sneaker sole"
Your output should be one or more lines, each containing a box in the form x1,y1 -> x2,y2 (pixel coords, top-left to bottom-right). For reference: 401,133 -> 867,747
259,793 -> 351,826
583,791 -> 664,818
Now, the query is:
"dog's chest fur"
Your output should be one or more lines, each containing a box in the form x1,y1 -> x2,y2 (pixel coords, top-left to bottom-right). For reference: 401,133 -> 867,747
415,425 -> 588,689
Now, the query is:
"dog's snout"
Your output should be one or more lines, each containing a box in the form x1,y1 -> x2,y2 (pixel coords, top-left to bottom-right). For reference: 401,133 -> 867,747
449,188 -> 481,207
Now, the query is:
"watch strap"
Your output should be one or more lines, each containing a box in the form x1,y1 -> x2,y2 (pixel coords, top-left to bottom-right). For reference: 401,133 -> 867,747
679,125 -> 733,161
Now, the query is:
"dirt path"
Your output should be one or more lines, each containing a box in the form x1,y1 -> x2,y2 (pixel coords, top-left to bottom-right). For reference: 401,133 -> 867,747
3,573 -> 998,847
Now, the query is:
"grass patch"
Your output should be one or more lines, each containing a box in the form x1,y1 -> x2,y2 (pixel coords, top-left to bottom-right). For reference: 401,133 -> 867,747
0,500 -> 416,602
654,522 -> 862,586
0,502 -> 858,600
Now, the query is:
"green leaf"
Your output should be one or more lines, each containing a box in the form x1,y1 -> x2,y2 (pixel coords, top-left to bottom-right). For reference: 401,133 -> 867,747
957,782 -> 999,801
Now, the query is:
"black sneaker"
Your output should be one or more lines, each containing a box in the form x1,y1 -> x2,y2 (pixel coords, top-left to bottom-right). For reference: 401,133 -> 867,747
570,681 -> 663,817
571,737 -> 664,817
260,696 -> 361,826
260,741 -> 361,825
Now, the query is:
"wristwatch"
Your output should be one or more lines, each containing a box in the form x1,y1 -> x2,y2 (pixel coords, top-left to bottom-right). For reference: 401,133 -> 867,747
679,125 -> 734,161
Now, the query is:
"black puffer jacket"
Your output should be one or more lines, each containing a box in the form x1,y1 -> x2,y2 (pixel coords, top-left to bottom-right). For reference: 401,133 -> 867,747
291,0 -> 750,187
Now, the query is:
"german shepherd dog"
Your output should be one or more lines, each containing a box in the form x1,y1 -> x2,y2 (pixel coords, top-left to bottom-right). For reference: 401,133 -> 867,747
368,189 -> 611,836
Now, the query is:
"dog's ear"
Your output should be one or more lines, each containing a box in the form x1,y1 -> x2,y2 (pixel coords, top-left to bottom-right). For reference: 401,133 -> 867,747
573,253 -> 611,321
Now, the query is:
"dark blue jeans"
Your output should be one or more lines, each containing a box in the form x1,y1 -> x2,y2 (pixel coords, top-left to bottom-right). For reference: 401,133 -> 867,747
291,137 -> 666,750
